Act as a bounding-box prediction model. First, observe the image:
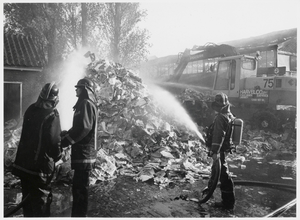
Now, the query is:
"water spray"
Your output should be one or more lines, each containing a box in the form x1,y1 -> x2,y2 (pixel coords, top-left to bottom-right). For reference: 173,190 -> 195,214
147,84 -> 205,143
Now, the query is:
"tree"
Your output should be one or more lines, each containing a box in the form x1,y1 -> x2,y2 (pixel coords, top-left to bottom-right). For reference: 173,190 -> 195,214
4,3 -> 70,69
4,2 -> 151,70
98,3 -> 151,68
81,3 -> 88,47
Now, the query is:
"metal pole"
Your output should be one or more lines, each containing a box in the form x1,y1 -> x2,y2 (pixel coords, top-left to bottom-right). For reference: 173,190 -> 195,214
264,198 -> 296,217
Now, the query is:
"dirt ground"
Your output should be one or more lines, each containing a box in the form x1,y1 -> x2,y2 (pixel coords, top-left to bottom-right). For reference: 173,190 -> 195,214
4,173 -> 296,218
49,175 -> 241,218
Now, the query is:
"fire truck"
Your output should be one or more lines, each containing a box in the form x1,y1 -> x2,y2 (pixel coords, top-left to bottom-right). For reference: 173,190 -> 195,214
156,44 -> 296,131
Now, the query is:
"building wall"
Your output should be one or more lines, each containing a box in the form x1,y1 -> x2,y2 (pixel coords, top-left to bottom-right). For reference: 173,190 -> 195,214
4,69 -> 45,121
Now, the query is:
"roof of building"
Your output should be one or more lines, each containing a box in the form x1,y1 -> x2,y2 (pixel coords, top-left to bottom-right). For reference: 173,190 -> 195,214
222,28 -> 297,54
143,28 -> 297,67
4,32 -> 45,69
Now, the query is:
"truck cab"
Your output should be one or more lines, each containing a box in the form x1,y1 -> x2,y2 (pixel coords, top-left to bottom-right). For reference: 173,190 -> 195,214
213,55 -> 257,103
212,54 -> 296,130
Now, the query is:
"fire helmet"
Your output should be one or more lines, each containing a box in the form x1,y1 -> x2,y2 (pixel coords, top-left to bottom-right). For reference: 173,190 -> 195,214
211,92 -> 231,109
75,78 -> 95,94
39,82 -> 59,103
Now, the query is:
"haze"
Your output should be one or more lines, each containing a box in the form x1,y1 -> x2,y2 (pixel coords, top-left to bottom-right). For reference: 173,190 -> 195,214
139,0 -> 299,57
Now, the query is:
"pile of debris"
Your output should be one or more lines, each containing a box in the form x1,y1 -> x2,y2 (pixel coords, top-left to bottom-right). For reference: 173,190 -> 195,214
4,59 -> 210,188
85,59 -> 210,186
3,59 -> 296,189
176,89 -> 214,127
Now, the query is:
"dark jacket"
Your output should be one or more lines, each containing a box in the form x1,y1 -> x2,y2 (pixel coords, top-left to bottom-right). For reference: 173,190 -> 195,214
62,97 -> 98,170
210,105 -> 234,154
12,103 -> 62,182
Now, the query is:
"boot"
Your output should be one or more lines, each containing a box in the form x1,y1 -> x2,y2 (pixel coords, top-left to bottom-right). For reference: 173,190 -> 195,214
215,191 -> 235,210
214,201 -> 234,210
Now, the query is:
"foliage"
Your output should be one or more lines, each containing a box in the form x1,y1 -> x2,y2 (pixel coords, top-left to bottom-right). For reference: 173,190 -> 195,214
98,3 -> 151,68
3,2 -> 151,70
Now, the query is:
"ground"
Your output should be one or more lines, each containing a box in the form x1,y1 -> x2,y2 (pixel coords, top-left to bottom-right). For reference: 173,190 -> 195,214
5,171 -> 296,218
51,175 -> 235,218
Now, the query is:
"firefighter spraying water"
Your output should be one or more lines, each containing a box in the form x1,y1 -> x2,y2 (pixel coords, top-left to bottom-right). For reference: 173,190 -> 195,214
199,95 -> 244,206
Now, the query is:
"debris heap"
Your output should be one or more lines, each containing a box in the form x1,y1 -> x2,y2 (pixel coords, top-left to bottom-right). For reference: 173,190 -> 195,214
85,59 -> 209,186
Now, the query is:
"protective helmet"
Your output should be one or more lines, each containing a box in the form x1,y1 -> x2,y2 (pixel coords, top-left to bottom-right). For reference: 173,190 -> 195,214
75,78 -> 95,93
211,92 -> 231,109
39,82 -> 59,103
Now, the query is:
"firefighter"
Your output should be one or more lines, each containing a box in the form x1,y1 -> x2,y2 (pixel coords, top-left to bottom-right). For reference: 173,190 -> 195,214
60,77 -> 98,217
206,92 -> 235,210
12,82 -> 62,217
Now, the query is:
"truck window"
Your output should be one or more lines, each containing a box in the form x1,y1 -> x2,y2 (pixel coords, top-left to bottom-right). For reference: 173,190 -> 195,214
230,60 -> 236,90
215,61 -> 230,90
242,58 -> 256,70
241,57 -> 256,78
290,55 -> 297,71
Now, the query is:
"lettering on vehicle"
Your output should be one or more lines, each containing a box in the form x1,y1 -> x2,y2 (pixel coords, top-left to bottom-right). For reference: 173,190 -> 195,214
239,90 -> 269,103
263,79 -> 274,88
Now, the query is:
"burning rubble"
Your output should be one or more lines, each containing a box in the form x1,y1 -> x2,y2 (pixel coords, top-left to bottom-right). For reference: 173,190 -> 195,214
3,58 -> 296,189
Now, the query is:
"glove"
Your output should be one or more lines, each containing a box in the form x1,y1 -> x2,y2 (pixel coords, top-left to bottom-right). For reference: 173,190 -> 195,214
61,137 -> 71,148
208,151 -> 220,161
61,130 -> 68,138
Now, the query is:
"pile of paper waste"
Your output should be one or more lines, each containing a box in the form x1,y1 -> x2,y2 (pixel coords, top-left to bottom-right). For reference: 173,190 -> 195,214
3,59 -> 296,189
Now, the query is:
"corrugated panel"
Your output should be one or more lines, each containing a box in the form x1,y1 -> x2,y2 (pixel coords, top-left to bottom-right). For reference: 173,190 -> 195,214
222,28 -> 297,49
278,38 -> 297,54
4,33 -> 44,68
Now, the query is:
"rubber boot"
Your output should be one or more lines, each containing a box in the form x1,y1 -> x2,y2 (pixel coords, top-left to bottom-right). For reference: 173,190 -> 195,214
220,191 -> 235,209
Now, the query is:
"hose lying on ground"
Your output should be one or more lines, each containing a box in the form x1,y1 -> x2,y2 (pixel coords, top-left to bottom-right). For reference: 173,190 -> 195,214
199,158 -> 296,204
233,180 -> 296,193
199,177 -> 296,204
4,161 -> 62,217
4,194 -> 31,217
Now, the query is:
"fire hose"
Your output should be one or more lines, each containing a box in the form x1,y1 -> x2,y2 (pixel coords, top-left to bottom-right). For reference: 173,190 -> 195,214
4,194 -> 31,217
198,158 -> 221,203
198,157 -> 296,216
199,160 -> 296,204
4,161 -> 62,217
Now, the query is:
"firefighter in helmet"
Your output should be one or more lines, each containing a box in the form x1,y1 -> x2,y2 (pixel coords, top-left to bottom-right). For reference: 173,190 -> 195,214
205,92 -> 235,210
12,82 -> 62,217
61,77 -> 98,217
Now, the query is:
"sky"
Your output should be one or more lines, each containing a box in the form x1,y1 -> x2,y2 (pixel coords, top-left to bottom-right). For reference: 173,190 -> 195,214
138,0 -> 299,58
2,0 -> 299,57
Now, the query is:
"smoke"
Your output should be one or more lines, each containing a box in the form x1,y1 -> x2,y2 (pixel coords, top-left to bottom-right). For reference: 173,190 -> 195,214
147,84 -> 205,142
57,48 -> 92,130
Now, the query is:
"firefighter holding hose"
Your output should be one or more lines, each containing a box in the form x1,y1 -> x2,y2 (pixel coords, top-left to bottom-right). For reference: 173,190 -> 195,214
204,92 -> 236,210
60,77 -> 98,217
12,82 -> 62,217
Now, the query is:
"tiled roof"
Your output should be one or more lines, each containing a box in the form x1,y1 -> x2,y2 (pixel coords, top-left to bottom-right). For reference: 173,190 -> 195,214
4,33 -> 45,69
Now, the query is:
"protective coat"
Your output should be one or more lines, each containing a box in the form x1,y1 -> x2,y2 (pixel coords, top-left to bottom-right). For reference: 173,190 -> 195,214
210,105 -> 234,154
62,98 -> 98,170
12,104 -> 62,182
